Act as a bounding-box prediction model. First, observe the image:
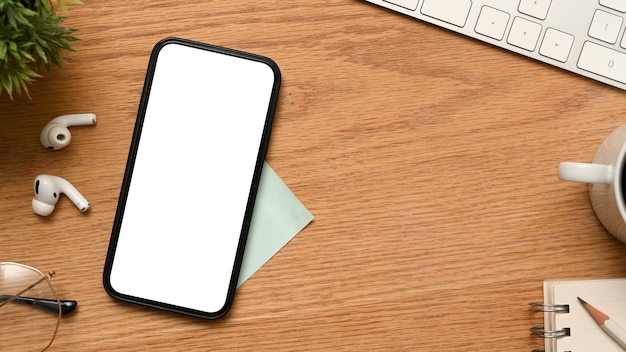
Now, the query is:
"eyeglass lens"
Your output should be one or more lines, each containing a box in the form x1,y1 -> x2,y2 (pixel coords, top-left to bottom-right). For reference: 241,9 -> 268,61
0,262 -> 61,352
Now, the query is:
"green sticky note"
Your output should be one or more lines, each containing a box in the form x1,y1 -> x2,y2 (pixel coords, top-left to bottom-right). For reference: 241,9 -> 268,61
237,163 -> 314,287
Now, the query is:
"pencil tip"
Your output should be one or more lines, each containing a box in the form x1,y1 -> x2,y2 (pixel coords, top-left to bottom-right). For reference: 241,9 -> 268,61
578,297 -> 587,305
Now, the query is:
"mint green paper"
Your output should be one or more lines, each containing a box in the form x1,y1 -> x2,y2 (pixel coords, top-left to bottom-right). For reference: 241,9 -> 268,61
237,162 -> 314,287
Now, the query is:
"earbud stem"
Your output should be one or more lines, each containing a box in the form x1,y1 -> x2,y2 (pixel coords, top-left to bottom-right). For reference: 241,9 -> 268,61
57,176 -> 90,212
54,113 -> 97,127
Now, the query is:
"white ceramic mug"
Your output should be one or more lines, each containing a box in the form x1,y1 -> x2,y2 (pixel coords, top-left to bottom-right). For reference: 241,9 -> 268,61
558,124 -> 626,243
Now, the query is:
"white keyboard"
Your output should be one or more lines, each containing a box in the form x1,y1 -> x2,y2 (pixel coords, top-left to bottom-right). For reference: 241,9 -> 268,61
365,0 -> 626,91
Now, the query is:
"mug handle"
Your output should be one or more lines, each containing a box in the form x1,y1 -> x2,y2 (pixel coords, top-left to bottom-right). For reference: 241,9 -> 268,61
558,162 -> 614,184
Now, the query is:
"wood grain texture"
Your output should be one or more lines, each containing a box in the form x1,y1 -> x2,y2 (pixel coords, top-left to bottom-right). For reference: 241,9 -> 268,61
1,1 -> 626,350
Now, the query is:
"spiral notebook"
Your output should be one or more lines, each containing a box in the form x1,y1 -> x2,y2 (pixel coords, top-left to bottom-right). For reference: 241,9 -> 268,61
531,278 -> 626,352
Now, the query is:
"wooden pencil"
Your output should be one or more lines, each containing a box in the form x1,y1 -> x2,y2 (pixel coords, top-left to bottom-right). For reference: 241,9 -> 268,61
578,297 -> 626,350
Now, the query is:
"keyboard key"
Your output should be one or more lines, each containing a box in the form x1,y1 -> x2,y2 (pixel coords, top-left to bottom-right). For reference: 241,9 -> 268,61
475,6 -> 510,40
578,41 -> 626,84
539,28 -> 574,62
507,16 -> 542,51
622,30 -> 626,48
518,0 -> 552,20
600,0 -> 626,13
588,10 -> 623,44
383,0 -> 419,11
421,0 -> 472,27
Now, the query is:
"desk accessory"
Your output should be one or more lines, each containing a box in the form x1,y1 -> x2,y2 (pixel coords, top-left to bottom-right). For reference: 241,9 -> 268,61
578,297 -> 626,349
103,38 -> 281,319
238,162 -> 314,287
0,262 -> 77,352
365,0 -> 626,91
32,174 -> 89,216
40,113 -> 96,150
530,278 -> 626,351
558,124 -> 626,243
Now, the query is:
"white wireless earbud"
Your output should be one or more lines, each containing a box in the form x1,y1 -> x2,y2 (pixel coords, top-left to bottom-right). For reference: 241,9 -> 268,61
32,175 -> 90,216
40,113 -> 96,150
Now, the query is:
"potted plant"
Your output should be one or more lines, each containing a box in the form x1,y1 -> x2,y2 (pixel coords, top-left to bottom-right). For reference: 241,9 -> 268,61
0,0 -> 81,99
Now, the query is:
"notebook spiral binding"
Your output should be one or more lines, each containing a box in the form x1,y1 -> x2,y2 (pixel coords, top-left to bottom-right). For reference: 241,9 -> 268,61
529,302 -> 570,352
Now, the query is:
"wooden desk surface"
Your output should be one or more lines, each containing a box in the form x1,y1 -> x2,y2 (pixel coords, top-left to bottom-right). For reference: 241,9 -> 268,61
1,1 -> 626,350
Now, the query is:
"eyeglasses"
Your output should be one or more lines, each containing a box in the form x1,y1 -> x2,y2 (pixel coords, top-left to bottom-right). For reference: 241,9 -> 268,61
0,262 -> 78,352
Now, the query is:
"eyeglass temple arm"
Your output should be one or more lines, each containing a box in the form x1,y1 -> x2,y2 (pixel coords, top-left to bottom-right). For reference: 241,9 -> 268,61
0,295 -> 77,314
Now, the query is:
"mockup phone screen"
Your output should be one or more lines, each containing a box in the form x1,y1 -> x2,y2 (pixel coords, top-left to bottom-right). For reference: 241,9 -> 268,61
104,38 -> 280,319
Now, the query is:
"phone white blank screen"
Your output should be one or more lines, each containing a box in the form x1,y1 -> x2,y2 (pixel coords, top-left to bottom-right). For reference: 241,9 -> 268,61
108,41 -> 277,315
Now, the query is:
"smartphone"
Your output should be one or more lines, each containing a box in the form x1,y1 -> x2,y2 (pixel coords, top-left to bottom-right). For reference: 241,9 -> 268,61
103,38 -> 281,319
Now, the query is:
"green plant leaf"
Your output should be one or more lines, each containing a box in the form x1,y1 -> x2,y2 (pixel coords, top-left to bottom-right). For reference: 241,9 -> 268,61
0,42 -> 7,60
1,74 -> 13,98
7,40 -> 17,54
34,44 -> 47,63
19,50 -> 34,62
